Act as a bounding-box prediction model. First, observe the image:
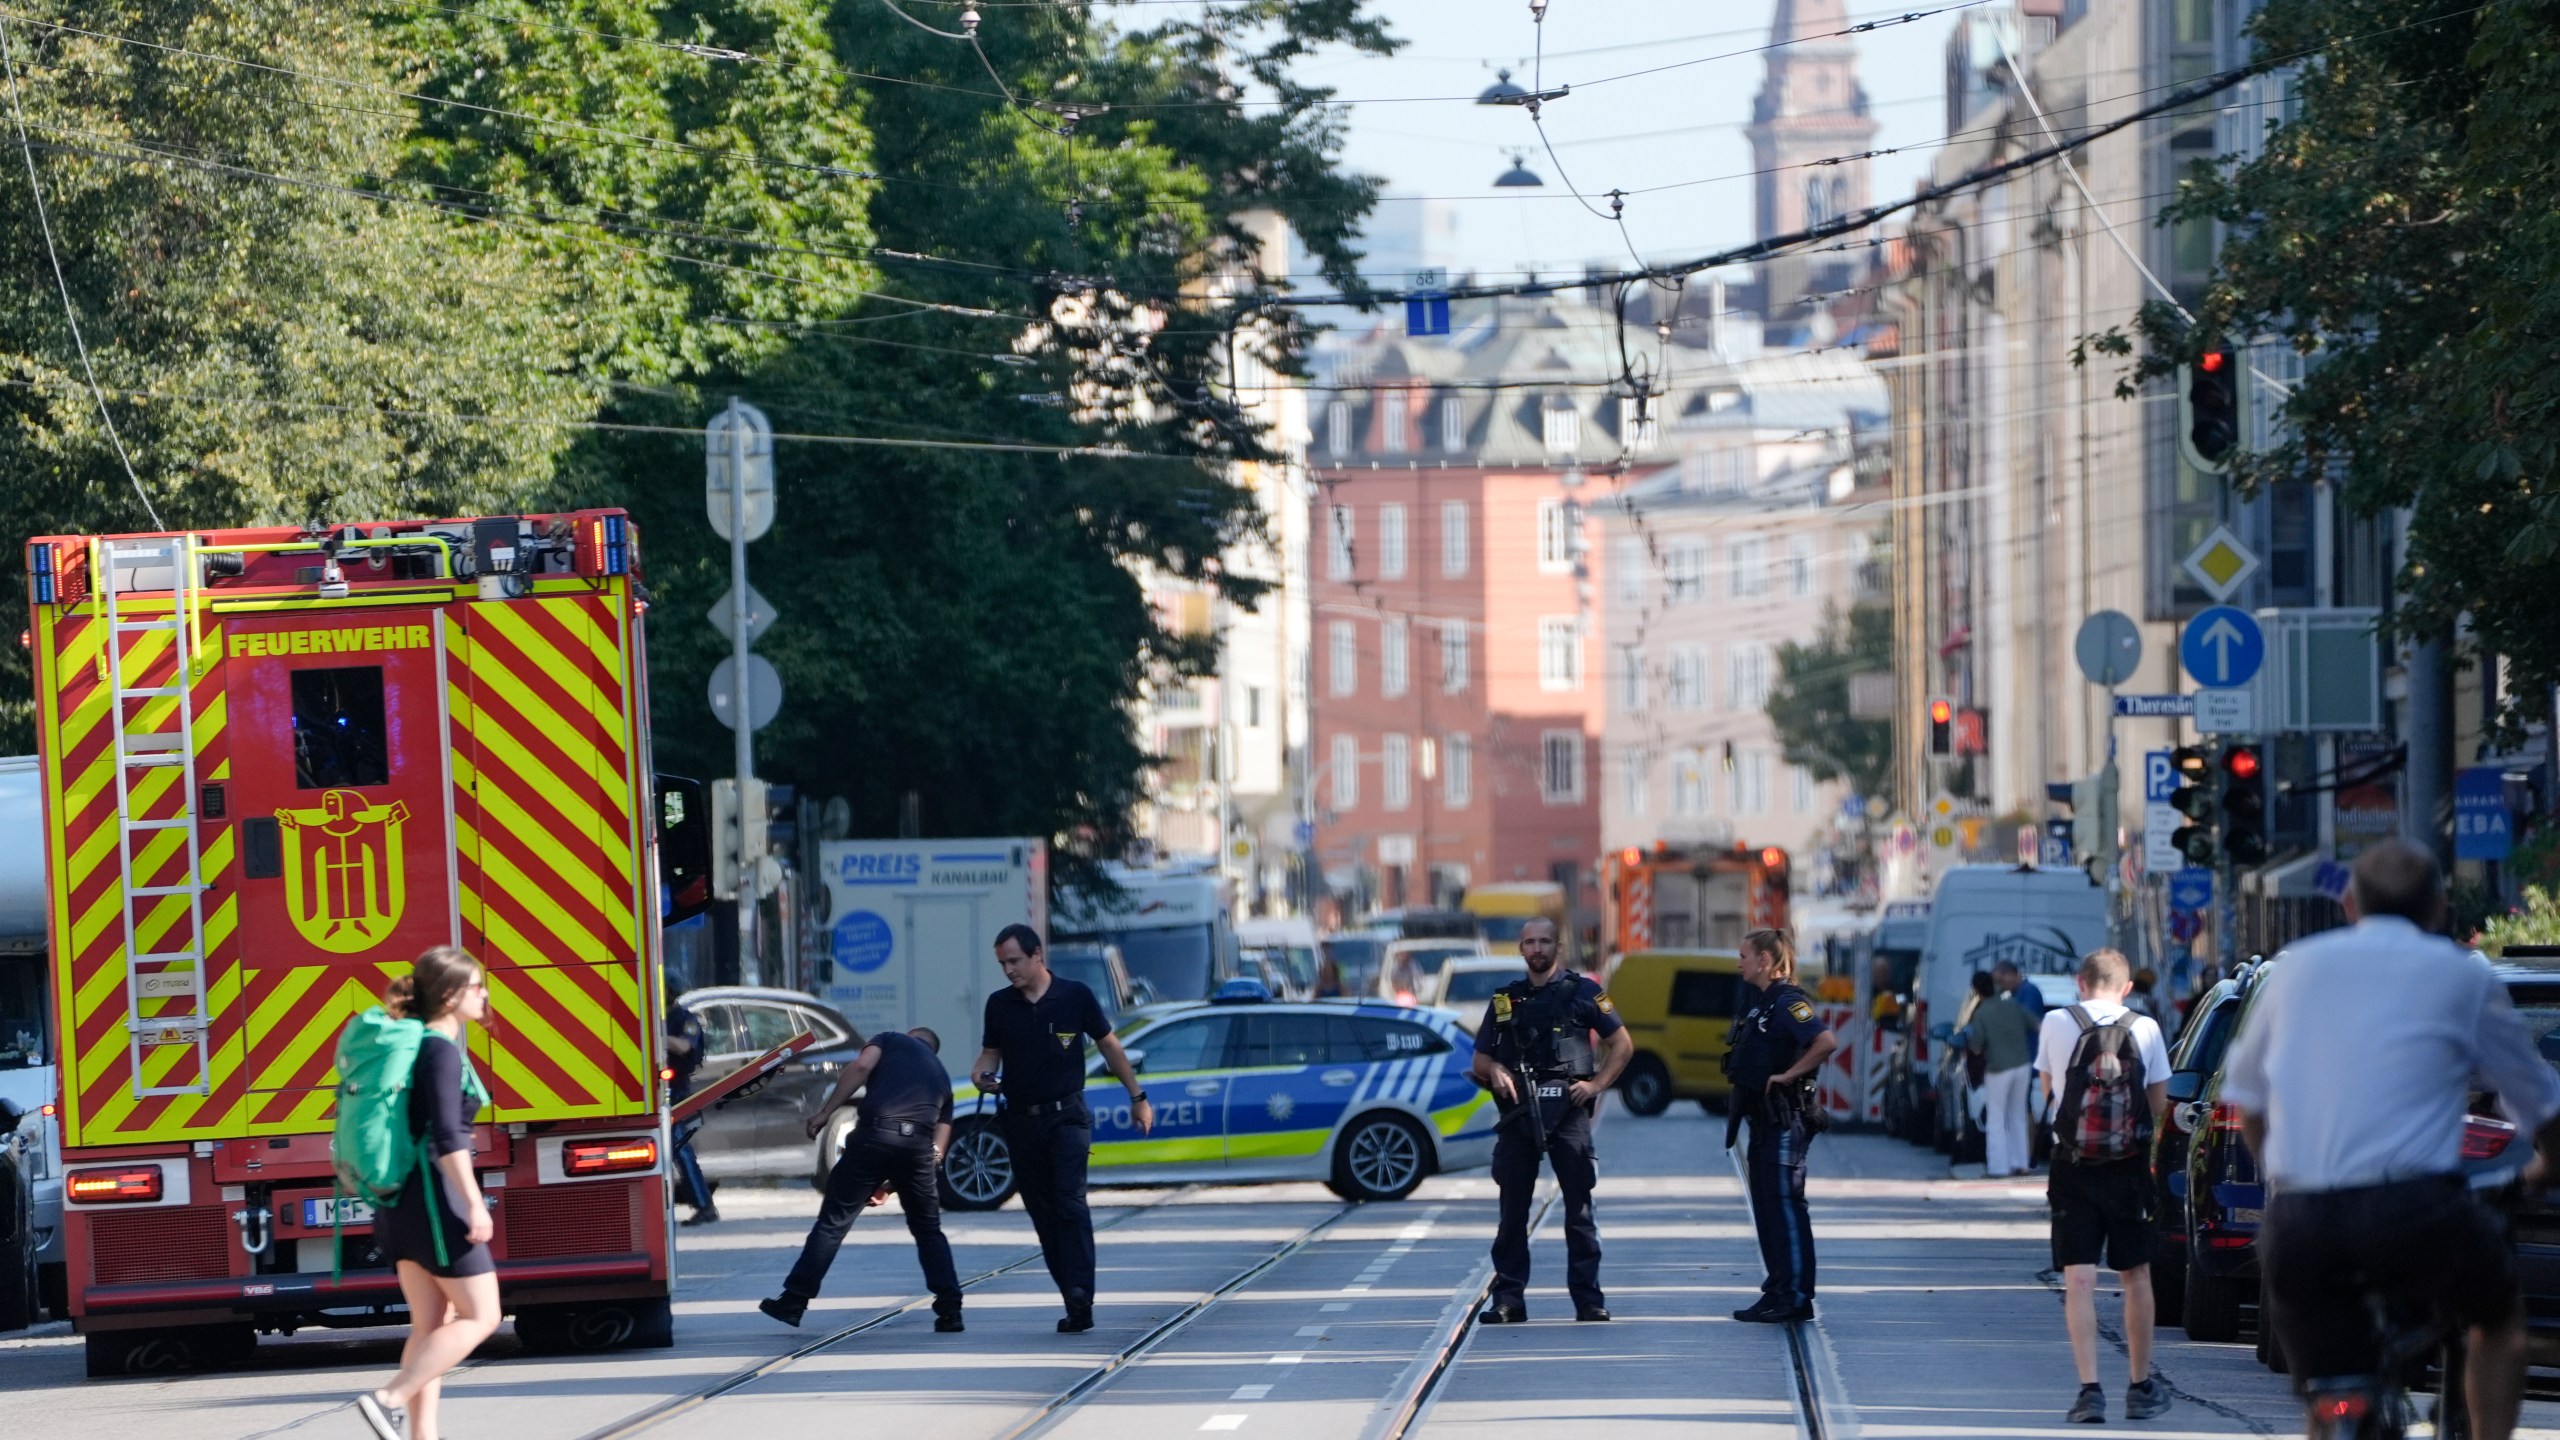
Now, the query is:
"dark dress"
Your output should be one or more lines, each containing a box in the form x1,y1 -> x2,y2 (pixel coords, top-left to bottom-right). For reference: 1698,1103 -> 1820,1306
378,1032 -> 493,1279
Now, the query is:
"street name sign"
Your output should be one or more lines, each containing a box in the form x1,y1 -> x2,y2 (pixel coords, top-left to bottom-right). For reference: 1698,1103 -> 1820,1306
2114,693 -> 2194,718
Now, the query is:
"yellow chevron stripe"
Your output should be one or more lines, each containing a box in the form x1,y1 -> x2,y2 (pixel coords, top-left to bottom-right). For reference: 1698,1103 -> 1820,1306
482,962 -> 608,1111
246,967 -> 325,1085
461,778 -> 633,947
248,975 -> 373,1094
543,593 -> 626,689
462,825 -> 616,966
453,686 -> 618,860
468,603 -> 629,820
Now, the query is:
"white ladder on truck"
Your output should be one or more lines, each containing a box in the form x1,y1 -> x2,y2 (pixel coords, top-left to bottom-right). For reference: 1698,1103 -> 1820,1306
102,536 -> 214,1099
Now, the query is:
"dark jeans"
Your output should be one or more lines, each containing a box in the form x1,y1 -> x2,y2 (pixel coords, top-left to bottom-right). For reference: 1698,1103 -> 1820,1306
782,1136 -> 960,1311
1747,1114 -> 1816,1306
1003,1101 -> 1096,1304
2262,1174 -> 2520,1383
672,1132 -> 712,1211
1489,1101 -> 1603,1310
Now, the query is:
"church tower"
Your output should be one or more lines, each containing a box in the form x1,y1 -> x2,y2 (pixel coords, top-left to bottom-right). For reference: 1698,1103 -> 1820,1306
1744,0 -> 1880,337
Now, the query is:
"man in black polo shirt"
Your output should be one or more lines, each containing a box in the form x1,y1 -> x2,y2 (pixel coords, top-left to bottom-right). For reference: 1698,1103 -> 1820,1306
759,1027 -> 965,1332
971,923 -> 1153,1332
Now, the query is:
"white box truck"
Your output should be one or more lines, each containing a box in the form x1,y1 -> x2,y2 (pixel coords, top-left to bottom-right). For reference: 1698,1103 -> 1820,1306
0,754 -> 61,1330
811,839 -> 1046,1054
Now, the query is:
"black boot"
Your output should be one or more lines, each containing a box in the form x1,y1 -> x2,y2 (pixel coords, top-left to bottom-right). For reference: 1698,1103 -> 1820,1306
759,1294 -> 807,1328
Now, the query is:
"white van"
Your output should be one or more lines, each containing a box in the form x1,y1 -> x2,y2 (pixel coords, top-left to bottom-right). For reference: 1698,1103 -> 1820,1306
1882,865 -> 2110,1151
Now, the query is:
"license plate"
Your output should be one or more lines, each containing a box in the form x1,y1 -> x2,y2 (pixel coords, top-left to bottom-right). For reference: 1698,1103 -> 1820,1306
303,1196 -> 375,1227
1536,1083 -> 1565,1100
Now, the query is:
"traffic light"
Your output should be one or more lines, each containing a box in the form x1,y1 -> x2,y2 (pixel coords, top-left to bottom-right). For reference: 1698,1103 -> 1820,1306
2222,745 -> 2267,866
1758,846 -> 1790,894
2180,347 -> 2240,473
1928,697 -> 1954,757
708,776 -> 771,900
2167,745 -> 2217,864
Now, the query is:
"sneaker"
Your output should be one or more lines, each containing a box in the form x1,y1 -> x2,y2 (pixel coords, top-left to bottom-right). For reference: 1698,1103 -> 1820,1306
2125,1377 -> 2172,1420
2068,1384 -> 2106,1424
1476,1302 -> 1527,1325
934,1313 -> 966,1334
681,1205 -> 721,1227
1575,1304 -> 1612,1323
355,1393 -> 405,1440
759,1295 -> 807,1328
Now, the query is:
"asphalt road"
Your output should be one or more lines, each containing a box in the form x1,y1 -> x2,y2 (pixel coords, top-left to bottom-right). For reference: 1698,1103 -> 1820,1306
9,1099 -> 2559,1440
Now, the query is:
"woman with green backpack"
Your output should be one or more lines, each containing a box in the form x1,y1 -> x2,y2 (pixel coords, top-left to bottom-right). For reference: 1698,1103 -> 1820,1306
351,946 -> 496,1440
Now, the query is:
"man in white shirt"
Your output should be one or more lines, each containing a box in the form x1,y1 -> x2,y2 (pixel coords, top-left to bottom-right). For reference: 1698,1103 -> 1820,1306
2032,948 -> 2173,1424
2222,841 -> 2560,1440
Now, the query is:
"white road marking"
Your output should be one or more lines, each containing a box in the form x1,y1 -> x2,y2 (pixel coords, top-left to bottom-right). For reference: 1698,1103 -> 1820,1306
1321,1302 -> 1351,1312
1200,1416 -> 1248,1431
1342,1284 -> 1372,1293
1295,1324 -> 1330,1338
1229,1385 -> 1273,1400
1269,1353 -> 1305,1364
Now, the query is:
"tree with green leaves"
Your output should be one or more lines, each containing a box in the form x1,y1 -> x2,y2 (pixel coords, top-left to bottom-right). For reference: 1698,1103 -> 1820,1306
2080,0 -> 2560,720
1765,601 -> 1893,803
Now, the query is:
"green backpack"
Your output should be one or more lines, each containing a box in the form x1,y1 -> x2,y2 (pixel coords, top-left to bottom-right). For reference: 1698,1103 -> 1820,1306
329,1005 -> 489,1272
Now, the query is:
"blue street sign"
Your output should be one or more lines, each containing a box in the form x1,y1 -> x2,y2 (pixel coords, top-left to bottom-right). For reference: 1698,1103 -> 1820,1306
2145,749 -> 2178,802
2455,766 -> 2515,861
2169,867 -> 2215,913
1292,820 -> 1316,849
2116,693 -> 2196,718
2180,605 -> 2265,688
1404,294 -> 1450,337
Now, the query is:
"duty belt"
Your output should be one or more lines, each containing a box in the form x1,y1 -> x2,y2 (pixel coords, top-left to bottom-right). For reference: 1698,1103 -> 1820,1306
860,1118 -> 930,1138
1013,1096 -> 1083,1117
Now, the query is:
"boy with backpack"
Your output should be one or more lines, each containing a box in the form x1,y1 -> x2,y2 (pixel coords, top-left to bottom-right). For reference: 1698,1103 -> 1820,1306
2032,948 -> 2173,1424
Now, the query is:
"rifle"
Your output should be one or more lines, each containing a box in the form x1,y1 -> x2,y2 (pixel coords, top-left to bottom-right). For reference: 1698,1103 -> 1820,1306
1490,992 -> 1549,1153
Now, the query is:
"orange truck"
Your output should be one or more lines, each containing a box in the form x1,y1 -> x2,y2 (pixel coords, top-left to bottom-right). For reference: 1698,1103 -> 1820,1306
23,512 -> 713,1376
1599,842 -> 1792,961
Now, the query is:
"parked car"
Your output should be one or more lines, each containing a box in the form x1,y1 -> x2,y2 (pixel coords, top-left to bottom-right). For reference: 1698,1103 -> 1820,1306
677,986 -> 872,1184
936,994 -> 1494,1210
1381,938 -> 1489,1004
1046,942 -> 1157,1029
2147,972 -> 2248,1324
1236,917 -> 1322,999
1605,949 -> 1744,1117
1427,956 -> 1529,1011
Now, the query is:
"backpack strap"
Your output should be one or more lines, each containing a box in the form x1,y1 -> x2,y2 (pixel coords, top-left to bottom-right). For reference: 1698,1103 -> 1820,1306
2065,1004 -> 2094,1034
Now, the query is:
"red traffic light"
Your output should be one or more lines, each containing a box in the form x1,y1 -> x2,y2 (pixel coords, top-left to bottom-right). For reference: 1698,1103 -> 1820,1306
1760,846 -> 1786,871
1929,699 -> 1953,724
2225,747 -> 2261,781
2200,350 -> 2229,373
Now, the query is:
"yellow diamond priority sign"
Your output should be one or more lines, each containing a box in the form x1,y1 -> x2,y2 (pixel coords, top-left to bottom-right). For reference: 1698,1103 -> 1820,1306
2181,525 -> 2261,602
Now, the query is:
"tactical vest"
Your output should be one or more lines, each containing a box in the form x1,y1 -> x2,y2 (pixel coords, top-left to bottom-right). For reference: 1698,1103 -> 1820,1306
1493,977 -> 1598,1079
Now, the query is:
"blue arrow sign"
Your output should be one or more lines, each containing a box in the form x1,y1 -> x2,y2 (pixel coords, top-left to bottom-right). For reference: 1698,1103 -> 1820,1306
2180,605 -> 2265,688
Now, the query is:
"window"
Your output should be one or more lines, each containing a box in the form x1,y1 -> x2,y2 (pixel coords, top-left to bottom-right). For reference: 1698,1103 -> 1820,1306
1614,536 -> 1643,603
692,1003 -> 744,1056
1618,397 -> 1658,454
1541,731 -> 1585,804
292,667 -> 390,788
1326,504 -> 1354,579
1669,970 -> 1741,1019
1331,734 -> 1358,810
1727,535 -> 1768,597
1440,501 -> 1470,577
737,1003 -> 803,1055
1733,748 -> 1773,815
1538,616 -> 1582,692
1444,733 -> 1472,808
1667,645 -> 1706,710
1129,1015 -> 1233,1072
1383,734 -> 1411,811
1245,685 -> 1264,728
1329,620 -> 1357,696
1379,504 -> 1407,578
1381,618 -> 1409,697
1791,764 -> 1816,814
1440,623 -> 1470,692
1439,396 -> 1465,452
1665,541 -> 1705,603
1327,400 -> 1352,458
792,1004 -> 857,1048
1729,642 -> 1771,710
1536,499 -> 1578,572
1787,534 -> 1815,597
1672,751 -> 1707,815
1620,749 -> 1648,815
1382,395 -> 1408,454
1235,1011 -> 1333,1068
1542,402 -> 1581,455
1617,644 -> 1645,712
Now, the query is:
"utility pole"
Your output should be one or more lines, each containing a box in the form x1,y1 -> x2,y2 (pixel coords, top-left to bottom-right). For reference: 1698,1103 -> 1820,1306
706,399 -> 777,984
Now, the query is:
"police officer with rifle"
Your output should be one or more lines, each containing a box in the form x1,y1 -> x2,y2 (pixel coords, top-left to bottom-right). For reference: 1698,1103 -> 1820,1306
1725,928 -> 1837,1323
1471,917 -> 1633,1325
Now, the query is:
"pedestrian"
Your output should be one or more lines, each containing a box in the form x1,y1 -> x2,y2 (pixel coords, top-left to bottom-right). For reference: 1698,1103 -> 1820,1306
1313,954 -> 1347,999
1964,971 -> 2039,1178
1472,917 -> 1633,1325
2223,841 -> 2560,1440
664,980 -> 717,1226
356,947 -> 497,1440
1995,960 -> 2047,1023
2126,968 -> 2163,1024
969,923 -> 1153,1332
2033,947 -> 2173,1423
759,1027 -> 966,1333
1727,929 -> 1836,1323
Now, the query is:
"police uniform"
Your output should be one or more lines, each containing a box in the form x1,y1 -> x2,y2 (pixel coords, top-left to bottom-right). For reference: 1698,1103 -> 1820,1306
982,976 -> 1120,1329
1726,978 -> 1829,1319
1477,970 -> 1623,1321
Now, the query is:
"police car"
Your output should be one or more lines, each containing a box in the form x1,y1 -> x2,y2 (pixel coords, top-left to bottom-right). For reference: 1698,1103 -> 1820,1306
937,984 -> 1496,1208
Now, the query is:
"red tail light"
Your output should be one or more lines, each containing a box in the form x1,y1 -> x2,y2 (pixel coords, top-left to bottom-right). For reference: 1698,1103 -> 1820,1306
67,1165 -> 163,1203
562,1137 -> 659,1177
2314,1393 -> 2369,1422
2462,1115 -> 2517,1161
2211,1101 -> 2246,1134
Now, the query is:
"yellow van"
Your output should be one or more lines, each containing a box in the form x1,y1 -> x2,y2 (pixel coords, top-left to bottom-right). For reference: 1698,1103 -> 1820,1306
1461,882 -> 1572,963
1605,949 -> 1744,1116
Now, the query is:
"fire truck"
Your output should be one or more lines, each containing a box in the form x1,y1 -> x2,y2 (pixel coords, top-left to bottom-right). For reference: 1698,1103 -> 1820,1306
23,512 -> 714,1375
1599,842 -> 1792,961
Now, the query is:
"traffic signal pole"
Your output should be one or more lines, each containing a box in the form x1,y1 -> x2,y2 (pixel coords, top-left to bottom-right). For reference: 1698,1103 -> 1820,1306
727,405 -> 759,984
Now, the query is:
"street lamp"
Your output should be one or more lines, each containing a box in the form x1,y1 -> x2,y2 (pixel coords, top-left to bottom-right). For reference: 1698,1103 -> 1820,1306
1493,149 -> 1544,188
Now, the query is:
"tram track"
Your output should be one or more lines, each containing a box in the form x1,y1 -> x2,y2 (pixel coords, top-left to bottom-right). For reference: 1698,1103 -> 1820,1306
1726,1146 -> 1855,1440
